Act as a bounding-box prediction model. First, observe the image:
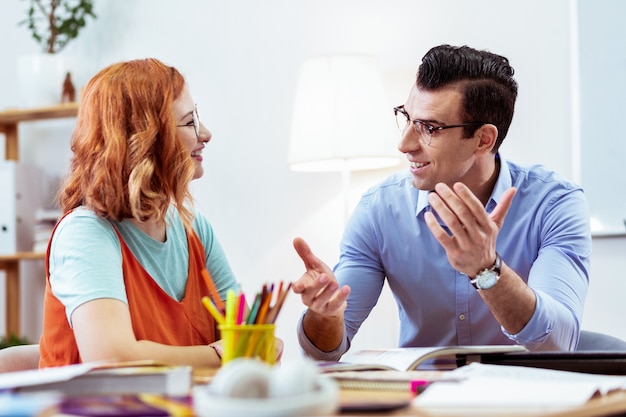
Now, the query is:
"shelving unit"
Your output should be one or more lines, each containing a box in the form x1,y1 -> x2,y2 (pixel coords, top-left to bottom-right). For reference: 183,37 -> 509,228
0,103 -> 78,161
0,103 -> 78,336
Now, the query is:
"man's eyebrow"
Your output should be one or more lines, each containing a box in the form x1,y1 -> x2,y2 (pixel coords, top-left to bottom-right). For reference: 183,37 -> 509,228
415,118 -> 444,125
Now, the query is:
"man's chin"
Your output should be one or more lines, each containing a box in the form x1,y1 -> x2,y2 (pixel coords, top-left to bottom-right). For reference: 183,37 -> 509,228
410,178 -> 430,191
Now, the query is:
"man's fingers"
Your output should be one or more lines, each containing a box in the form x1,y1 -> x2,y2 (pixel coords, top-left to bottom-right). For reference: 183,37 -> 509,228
428,185 -> 472,239
293,237 -> 321,270
292,272 -> 350,315
490,187 -> 517,228
309,285 -> 351,317
293,236 -> 350,317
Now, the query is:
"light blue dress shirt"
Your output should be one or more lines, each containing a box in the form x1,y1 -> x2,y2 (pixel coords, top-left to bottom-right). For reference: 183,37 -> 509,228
298,155 -> 591,359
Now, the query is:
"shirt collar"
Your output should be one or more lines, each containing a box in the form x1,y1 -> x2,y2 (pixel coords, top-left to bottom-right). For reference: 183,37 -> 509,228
415,153 -> 511,217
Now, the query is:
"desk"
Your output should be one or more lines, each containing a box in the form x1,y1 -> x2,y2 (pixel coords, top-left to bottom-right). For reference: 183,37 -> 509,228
196,367 -> 626,417
39,387 -> 626,417
31,367 -> 626,417
0,252 -> 45,336
339,389 -> 626,416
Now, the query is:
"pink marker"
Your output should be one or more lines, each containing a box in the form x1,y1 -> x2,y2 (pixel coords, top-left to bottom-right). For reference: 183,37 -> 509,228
236,292 -> 246,325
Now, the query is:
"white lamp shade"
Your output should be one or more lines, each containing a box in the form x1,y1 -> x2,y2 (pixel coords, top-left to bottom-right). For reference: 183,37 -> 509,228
288,55 -> 401,172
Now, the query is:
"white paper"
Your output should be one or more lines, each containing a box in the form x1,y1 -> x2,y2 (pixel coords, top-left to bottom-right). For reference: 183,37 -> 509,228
0,363 -> 94,390
413,363 -> 626,408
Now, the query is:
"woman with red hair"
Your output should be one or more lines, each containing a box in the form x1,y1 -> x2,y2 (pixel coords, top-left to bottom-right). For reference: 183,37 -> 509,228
38,58 -> 275,367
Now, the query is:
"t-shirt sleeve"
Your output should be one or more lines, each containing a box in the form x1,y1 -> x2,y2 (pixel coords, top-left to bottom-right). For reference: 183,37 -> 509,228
48,209 -> 127,327
192,210 -> 240,300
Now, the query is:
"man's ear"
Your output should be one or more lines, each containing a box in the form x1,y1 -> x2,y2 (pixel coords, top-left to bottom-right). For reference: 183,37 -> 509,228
476,124 -> 498,154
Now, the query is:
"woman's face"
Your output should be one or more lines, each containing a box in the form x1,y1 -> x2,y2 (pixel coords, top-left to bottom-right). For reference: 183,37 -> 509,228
173,86 -> 212,179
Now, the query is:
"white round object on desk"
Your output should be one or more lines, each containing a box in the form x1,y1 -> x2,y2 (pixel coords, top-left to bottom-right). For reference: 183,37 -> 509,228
268,360 -> 319,397
194,376 -> 339,417
209,358 -> 272,398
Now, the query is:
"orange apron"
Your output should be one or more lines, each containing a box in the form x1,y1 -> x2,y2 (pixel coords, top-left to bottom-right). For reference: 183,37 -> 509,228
39,215 -> 218,367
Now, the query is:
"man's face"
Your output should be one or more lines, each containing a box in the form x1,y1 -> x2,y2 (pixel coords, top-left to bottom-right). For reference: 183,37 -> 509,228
397,85 -> 480,191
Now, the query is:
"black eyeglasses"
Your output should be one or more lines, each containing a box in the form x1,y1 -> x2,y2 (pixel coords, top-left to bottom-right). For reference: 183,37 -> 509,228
177,104 -> 200,139
393,105 -> 485,146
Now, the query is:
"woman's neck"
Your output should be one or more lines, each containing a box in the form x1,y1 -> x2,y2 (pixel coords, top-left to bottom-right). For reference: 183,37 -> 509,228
128,217 -> 166,242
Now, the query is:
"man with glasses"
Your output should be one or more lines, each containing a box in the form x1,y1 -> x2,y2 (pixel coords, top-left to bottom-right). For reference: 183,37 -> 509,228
292,44 -> 591,358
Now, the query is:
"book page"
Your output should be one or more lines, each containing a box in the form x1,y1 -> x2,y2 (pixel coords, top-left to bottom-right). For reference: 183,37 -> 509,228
451,362 -> 626,395
341,348 -> 444,371
0,363 -> 95,390
413,363 -> 626,408
339,346 -> 478,371
330,345 -> 528,372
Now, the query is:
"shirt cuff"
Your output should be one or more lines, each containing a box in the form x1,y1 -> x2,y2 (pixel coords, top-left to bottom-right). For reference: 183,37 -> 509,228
297,311 -> 349,361
502,292 -> 554,349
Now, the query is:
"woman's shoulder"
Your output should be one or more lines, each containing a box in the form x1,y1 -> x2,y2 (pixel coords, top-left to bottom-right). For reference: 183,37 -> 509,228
49,207 -> 122,263
54,207 -> 118,239
192,209 -> 216,242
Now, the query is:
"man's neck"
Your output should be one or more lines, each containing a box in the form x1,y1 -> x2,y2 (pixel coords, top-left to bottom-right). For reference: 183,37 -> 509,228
471,154 -> 501,207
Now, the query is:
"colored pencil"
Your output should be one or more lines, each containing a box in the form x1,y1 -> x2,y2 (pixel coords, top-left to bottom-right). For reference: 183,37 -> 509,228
201,296 -> 225,325
254,289 -> 273,324
236,292 -> 246,325
201,269 -> 225,312
225,289 -> 236,325
266,282 -> 292,324
246,293 -> 262,324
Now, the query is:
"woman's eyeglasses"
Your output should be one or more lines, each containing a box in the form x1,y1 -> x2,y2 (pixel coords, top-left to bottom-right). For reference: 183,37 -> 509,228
177,105 -> 200,139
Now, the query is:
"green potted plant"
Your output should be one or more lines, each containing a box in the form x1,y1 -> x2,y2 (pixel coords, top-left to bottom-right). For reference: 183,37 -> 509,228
19,0 -> 97,54
16,0 -> 97,107
0,334 -> 31,349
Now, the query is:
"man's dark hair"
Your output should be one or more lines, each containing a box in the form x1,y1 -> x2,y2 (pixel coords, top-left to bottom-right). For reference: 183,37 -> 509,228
417,45 -> 518,152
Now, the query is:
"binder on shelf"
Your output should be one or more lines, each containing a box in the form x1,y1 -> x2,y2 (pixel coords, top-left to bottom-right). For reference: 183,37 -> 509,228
0,161 -> 44,255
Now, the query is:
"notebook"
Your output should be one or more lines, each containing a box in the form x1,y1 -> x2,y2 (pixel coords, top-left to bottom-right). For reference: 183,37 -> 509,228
0,361 -> 192,397
460,351 -> 626,375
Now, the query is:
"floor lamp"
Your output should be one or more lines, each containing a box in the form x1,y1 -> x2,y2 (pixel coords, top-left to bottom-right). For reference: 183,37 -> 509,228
288,55 -> 401,223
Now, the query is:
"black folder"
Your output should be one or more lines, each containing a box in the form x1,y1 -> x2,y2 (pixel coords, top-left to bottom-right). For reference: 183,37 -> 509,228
456,351 -> 626,375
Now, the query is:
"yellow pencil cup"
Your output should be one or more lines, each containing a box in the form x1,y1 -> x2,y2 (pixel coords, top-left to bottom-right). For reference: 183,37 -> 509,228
219,324 -> 276,365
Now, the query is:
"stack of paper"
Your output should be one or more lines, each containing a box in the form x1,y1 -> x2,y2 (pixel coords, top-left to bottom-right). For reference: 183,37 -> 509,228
0,361 -> 192,397
413,362 -> 626,409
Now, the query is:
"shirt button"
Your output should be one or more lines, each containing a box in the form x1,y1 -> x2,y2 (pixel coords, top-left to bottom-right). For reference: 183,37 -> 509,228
459,314 -> 466,321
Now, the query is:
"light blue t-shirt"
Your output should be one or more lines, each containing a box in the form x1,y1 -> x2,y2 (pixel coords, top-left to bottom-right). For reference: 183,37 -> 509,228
49,206 -> 239,325
298,155 -> 591,359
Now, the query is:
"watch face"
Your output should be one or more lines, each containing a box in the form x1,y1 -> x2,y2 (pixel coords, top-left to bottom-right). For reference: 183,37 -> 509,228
476,270 -> 499,290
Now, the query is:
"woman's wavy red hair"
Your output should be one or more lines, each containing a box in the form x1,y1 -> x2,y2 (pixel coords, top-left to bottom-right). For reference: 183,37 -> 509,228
59,58 -> 196,227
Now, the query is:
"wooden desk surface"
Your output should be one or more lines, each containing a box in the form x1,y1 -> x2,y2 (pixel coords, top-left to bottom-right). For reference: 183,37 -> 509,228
36,368 -> 626,417
339,389 -> 626,417
193,368 -> 626,417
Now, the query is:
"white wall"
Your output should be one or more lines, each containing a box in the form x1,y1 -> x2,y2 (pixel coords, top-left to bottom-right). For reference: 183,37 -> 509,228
0,0 -> 624,360
578,0 -> 626,233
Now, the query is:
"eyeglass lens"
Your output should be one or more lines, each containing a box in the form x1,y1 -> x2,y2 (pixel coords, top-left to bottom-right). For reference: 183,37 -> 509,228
192,106 -> 200,139
394,107 -> 410,131
394,107 -> 433,145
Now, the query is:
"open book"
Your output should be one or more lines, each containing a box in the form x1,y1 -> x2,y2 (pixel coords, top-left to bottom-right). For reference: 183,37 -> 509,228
0,360 -> 192,397
318,345 -> 528,372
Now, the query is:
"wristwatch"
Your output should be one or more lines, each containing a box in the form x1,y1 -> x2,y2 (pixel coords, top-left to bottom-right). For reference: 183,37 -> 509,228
470,253 -> 502,291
